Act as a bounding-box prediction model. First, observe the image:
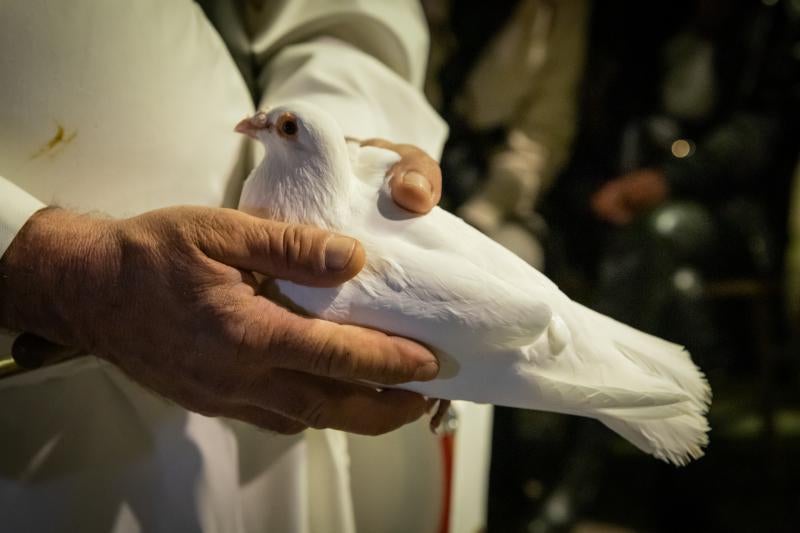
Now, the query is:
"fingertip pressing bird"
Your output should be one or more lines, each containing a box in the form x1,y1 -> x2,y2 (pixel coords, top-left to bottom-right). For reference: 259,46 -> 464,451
235,102 -> 711,466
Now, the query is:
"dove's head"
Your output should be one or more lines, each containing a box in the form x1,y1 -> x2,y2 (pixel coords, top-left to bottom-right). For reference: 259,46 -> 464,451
235,102 -> 352,228
234,102 -> 344,161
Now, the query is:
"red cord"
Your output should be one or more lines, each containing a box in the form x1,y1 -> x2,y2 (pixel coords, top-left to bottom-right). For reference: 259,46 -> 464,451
437,433 -> 455,533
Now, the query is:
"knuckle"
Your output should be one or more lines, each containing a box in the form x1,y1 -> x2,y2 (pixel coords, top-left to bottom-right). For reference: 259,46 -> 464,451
267,314 -> 304,363
312,335 -> 338,375
310,331 -> 351,377
280,225 -> 302,266
268,222 -> 330,278
269,224 -> 295,270
195,209 -> 233,245
219,314 -> 249,358
267,223 -> 286,260
186,210 -> 245,260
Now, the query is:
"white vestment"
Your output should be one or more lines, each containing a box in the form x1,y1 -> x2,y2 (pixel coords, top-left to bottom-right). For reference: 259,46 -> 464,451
0,1 -> 492,531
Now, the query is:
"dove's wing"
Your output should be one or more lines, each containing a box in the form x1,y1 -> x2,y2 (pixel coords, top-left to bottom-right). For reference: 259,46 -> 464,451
343,143 -> 710,466
347,143 -> 558,292
280,228 -> 554,353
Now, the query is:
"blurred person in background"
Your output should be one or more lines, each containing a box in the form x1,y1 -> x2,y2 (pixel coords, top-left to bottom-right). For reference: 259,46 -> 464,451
424,0 -> 589,268
483,0 -> 799,530
549,0 -> 798,354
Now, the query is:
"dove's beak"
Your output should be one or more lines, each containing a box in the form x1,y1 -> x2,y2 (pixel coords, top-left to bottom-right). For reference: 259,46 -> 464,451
234,111 -> 272,139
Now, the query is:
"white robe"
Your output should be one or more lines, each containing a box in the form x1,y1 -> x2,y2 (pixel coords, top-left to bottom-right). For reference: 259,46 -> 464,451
0,1 -> 492,531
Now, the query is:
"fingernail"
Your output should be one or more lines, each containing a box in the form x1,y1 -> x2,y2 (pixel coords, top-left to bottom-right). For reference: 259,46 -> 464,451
402,171 -> 433,197
325,236 -> 356,270
412,360 -> 439,381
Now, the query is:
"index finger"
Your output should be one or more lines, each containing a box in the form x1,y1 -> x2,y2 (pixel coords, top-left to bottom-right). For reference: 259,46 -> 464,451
361,138 -> 442,214
258,370 -> 430,435
243,301 -> 440,385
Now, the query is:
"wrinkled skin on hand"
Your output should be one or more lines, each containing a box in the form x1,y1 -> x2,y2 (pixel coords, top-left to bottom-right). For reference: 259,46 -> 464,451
0,143 -> 443,436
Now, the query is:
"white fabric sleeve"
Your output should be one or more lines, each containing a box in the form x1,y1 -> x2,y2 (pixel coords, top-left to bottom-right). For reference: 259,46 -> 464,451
0,177 -> 45,258
227,0 -> 449,159
259,36 -> 447,159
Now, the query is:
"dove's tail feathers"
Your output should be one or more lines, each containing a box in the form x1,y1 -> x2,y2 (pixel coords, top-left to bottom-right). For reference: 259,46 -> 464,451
576,302 -> 712,411
597,407 -> 710,466
575,302 -> 711,465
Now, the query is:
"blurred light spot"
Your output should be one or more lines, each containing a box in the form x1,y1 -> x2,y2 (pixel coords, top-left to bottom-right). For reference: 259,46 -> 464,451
761,0 -> 778,5
522,479 -> 544,500
724,409 -> 800,438
671,139 -> 694,158
673,268 -> 701,296
777,410 -> 800,435
545,492 -> 571,523
655,209 -> 679,234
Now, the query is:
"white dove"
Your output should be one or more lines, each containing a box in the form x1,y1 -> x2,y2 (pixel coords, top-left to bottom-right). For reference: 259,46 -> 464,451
235,102 -> 711,465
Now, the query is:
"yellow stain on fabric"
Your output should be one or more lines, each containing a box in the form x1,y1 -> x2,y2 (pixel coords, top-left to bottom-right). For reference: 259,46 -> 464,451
30,123 -> 77,159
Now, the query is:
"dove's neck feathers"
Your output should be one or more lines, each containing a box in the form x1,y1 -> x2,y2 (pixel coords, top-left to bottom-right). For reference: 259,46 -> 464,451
242,136 -> 352,230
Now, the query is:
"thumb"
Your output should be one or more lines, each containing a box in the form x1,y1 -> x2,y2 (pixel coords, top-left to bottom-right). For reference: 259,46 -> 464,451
200,209 -> 365,287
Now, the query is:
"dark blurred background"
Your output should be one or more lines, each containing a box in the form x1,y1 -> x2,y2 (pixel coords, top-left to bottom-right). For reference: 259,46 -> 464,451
422,0 -> 800,531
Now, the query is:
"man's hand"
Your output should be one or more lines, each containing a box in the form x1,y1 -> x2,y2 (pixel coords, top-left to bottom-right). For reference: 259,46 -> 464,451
591,168 -> 670,225
0,205 -> 440,436
359,138 -> 442,214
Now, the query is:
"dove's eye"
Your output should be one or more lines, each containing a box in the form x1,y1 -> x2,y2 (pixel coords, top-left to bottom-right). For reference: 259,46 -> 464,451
278,114 -> 299,138
282,120 -> 297,136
